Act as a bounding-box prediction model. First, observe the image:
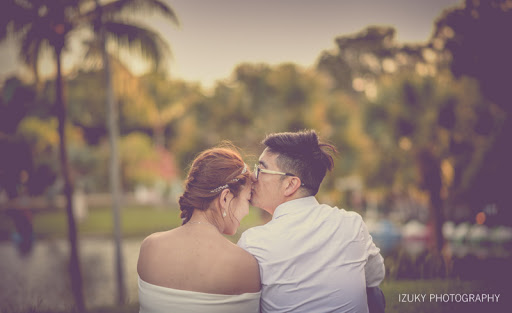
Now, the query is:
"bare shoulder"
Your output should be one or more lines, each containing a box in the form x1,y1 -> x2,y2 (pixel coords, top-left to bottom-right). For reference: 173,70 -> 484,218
233,244 -> 260,272
225,244 -> 261,293
137,230 -> 174,277
139,231 -> 166,253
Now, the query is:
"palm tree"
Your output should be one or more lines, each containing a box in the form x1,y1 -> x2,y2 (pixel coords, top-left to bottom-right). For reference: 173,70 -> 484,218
2,0 -> 178,308
86,0 -> 178,304
1,0 -> 86,311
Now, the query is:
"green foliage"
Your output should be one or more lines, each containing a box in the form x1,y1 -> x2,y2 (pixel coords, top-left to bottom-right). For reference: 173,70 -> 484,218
432,0 -> 512,112
0,77 -> 38,134
431,0 -> 512,214
67,70 -> 107,128
17,116 -> 92,184
16,117 -> 59,153
316,23 -> 508,216
119,132 -> 158,188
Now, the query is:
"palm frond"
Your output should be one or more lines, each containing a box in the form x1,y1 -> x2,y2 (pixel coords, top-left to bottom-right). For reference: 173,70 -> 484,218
104,20 -> 171,69
0,1 -> 17,40
19,24 -> 51,83
99,0 -> 179,26
20,25 -> 44,64
0,0 -> 38,42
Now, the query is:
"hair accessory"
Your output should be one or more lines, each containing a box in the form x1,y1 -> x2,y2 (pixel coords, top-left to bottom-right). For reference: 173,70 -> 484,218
209,184 -> 230,193
209,163 -> 248,193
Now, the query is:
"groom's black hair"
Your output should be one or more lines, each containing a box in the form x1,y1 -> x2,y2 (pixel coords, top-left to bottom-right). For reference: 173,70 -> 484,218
262,129 -> 337,196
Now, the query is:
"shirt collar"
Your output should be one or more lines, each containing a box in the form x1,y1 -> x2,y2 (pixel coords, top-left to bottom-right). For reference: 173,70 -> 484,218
272,196 -> 319,220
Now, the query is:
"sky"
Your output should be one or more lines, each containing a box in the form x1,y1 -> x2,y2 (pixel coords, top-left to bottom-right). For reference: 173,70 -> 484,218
0,0 -> 463,89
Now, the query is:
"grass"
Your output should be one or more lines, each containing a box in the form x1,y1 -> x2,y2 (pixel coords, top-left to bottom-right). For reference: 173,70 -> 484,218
1,205 -> 267,242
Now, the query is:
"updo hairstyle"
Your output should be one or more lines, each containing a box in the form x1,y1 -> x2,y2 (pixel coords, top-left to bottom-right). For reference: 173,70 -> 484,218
178,146 -> 251,224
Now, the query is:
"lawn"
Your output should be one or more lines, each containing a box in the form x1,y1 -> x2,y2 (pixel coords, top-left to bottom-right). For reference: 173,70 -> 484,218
0,205 -> 267,242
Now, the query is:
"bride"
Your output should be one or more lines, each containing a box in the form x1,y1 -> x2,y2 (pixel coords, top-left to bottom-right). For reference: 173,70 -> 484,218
137,146 -> 261,313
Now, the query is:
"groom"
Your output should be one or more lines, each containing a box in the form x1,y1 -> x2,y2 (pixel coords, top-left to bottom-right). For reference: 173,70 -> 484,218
238,130 -> 385,313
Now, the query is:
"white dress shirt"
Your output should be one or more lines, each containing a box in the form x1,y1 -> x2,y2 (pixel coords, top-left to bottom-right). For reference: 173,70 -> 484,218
238,196 -> 385,313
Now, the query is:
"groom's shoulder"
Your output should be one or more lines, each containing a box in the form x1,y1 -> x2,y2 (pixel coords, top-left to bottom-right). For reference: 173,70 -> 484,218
239,222 -> 275,246
324,205 -> 366,231
328,204 -> 363,220
241,223 -> 271,239
338,208 -> 363,219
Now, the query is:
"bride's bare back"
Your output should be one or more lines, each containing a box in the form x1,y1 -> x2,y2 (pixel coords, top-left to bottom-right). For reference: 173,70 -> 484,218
137,225 -> 261,295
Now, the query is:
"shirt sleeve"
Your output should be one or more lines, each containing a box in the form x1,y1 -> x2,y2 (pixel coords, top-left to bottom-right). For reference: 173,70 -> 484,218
361,221 -> 385,287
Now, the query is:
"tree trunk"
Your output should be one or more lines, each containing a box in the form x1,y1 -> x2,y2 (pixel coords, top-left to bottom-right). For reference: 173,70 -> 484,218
429,180 -> 444,252
97,2 -> 126,303
417,149 -> 444,252
55,47 -> 86,312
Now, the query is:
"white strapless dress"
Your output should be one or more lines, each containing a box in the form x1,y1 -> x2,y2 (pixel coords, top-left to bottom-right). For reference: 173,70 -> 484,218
138,276 -> 261,313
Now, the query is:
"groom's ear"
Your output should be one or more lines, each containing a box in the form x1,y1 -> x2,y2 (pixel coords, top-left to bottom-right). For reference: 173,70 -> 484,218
283,177 -> 302,197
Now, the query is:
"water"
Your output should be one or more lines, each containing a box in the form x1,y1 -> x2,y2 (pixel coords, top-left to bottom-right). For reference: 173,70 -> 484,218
0,238 -> 143,312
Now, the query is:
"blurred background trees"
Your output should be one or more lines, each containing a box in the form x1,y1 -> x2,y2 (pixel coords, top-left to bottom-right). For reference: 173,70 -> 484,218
2,1 -> 510,210
3,0 -> 510,227
431,0 -> 512,220
1,0 -> 179,310
2,1 -> 90,309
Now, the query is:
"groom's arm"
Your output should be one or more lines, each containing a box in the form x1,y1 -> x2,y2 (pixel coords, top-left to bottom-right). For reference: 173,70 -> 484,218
366,252 -> 385,287
360,220 -> 386,312
361,221 -> 385,287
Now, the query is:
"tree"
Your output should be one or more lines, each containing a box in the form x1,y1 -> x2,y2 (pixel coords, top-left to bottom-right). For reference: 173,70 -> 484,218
431,0 -> 512,220
316,24 -> 507,252
139,72 -> 189,147
0,78 -> 36,204
87,0 -> 178,304
66,58 -> 152,140
316,26 -> 450,250
317,26 -> 427,93
432,0 -> 512,112
363,71 -> 499,250
1,1 -> 86,310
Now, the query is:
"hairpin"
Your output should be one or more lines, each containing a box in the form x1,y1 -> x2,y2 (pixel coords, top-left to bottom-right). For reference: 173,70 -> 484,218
209,163 -> 247,193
